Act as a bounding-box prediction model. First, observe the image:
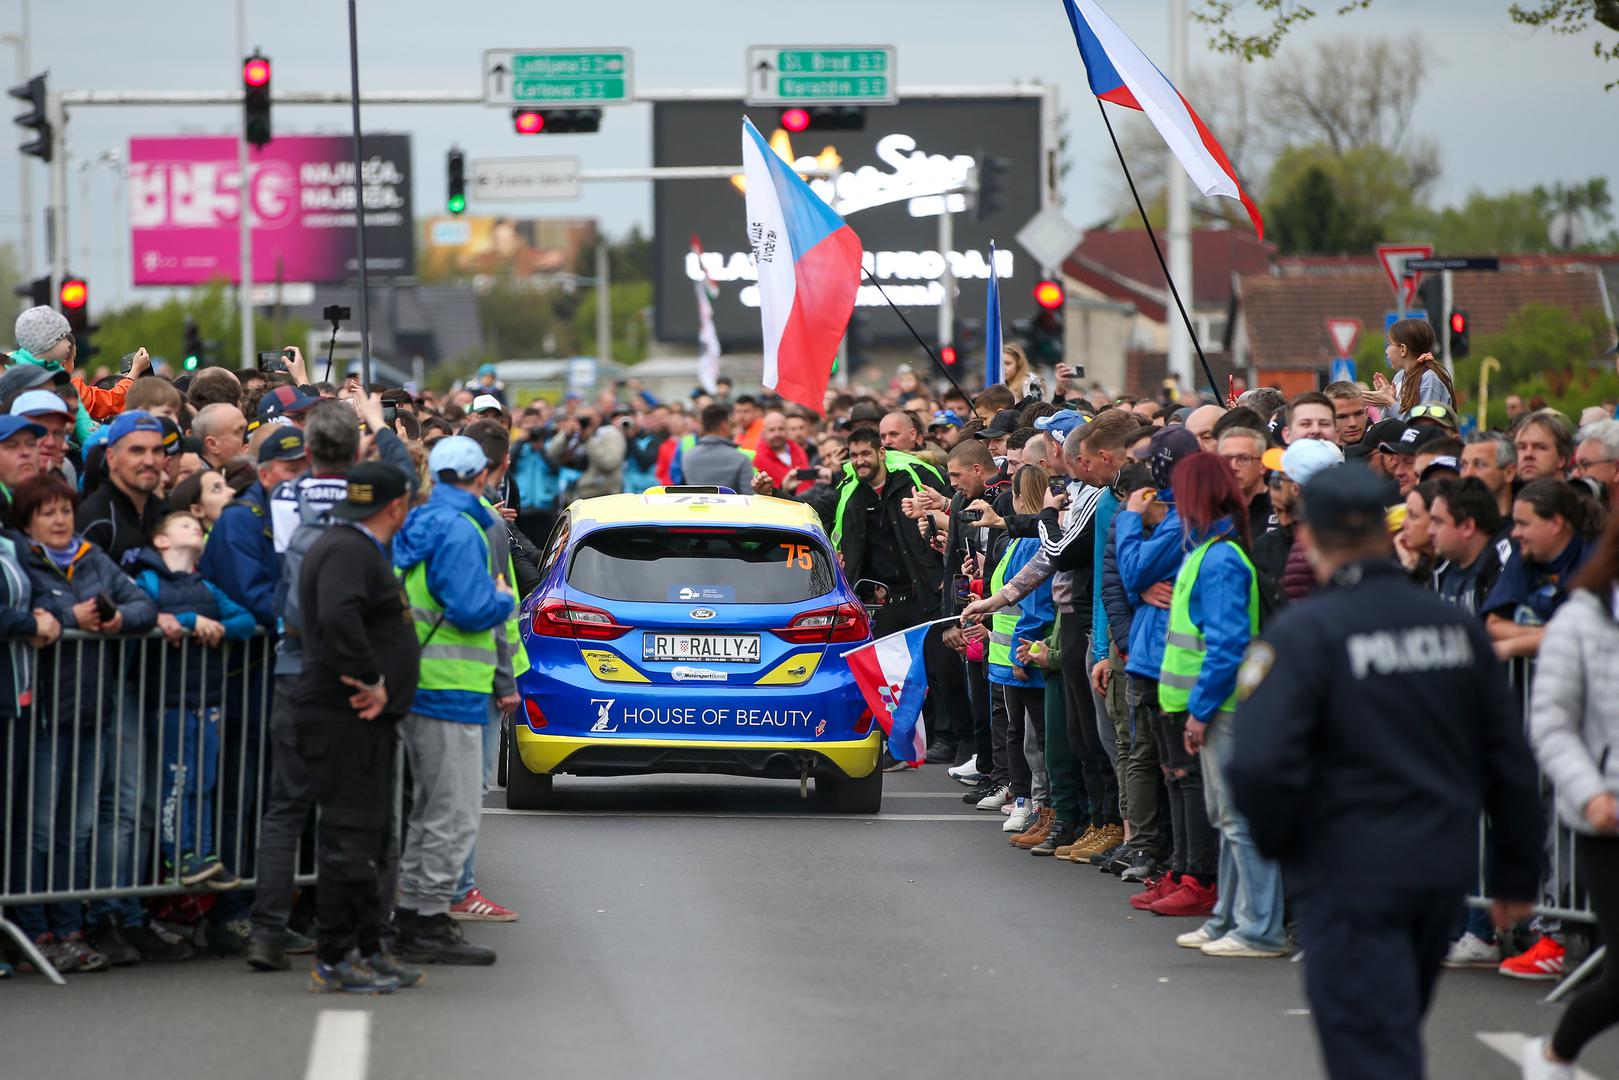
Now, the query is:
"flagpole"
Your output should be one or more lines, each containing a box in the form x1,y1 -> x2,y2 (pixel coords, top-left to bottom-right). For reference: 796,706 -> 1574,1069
1094,98 -> 1221,404
860,267 -> 978,412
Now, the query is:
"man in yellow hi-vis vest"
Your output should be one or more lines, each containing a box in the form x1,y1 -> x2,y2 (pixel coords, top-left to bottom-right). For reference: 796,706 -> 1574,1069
391,436 -> 514,966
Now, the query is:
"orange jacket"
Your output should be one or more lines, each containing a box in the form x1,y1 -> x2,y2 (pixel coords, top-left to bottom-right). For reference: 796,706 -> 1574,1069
74,375 -> 133,422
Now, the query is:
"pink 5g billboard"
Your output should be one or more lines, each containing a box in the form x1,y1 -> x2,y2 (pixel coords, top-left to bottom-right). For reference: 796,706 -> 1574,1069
128,134 -> 415,285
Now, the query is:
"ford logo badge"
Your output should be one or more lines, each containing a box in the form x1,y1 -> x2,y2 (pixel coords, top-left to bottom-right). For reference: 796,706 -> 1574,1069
690,608 -> 717,620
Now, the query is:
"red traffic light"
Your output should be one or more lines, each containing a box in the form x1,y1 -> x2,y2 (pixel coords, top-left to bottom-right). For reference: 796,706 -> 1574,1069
243,57 -> 271,88
1450,311 -> 1467,334
1033,280 -> 1064,310
940,345 -> 958,366
513,109 -> 545,135
780,108 -> 811,133
59,279 -> 87,309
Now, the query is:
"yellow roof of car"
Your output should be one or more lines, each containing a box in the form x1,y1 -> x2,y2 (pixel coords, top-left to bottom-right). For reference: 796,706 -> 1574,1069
570,490 -> 824,532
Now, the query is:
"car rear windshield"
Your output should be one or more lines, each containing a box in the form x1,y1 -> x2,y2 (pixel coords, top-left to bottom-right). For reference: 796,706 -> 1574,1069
568,527 -> 836,605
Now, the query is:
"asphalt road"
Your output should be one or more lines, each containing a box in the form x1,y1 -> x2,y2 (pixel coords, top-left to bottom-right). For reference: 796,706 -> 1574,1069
4,766 -> 1617,1080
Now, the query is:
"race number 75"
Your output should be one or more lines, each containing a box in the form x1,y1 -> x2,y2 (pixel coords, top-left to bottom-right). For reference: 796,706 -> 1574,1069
779,543 -> 814,570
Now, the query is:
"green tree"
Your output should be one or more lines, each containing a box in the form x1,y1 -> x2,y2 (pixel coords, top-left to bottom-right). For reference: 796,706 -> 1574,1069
0,243 -> 25,333
1264,142 -> 1433,253
1451,303 -> 1614,425
90,282 -> 310,375
1428,189 -> 1556,253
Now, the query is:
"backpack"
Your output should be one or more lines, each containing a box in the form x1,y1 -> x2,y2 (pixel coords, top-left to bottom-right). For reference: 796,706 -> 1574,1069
271,481 -> 337,644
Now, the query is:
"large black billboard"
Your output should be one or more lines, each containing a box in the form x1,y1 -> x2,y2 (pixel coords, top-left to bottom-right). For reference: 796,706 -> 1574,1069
652,96 -> 1045,347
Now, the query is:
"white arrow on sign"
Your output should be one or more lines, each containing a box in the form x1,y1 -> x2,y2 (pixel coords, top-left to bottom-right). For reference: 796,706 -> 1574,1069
471,157 -> 582,202
1325,317 -> 1362,359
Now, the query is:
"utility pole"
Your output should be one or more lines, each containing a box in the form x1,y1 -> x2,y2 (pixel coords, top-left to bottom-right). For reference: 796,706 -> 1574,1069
936,203 -> 955,358
236,0 -> 254,369
4,0 -> 33,277
1166,0 -> 1193,394
595,234 -> 611,366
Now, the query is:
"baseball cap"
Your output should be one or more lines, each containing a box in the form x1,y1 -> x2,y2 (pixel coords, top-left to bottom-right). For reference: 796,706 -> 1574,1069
0,365 -> 68,405
257,384 -> 321,421
0,415 -> 46,444
1136,426 -> 1200,491
471,394 -> 504,415
105,410 -> 165,448
10,389 -> 71,418
1381,424 -> 1447,456
1301,464 -> 1395,536
928,409 -> 965,430
1034,409 -> 1085,439
1419,454 -> 1461,483
258,427 -> 308,464
1279,438 -> 1343,486
1362,418 -> 1408,452
977,408 -> 1021,440
328,461 -> 411,520
428,435 -> 488,481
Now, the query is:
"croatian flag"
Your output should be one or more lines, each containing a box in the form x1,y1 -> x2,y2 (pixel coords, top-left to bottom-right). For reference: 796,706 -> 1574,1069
1062,0 -> 1264,239
741,116 -> 864,411
984,240 -> 1004,388
845,622 -> 947,765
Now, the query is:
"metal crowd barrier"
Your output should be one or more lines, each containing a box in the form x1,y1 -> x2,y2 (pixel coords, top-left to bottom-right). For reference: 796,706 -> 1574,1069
1,629 -> 293,985
1465,656 -> 1601,1004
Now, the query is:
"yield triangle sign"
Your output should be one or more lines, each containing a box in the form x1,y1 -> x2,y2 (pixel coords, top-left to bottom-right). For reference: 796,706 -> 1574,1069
1375,243 -> 1434,308
1326,317 -> 1362,359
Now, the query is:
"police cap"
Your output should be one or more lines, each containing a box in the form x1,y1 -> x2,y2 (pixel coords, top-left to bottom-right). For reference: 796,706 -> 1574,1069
1301,464 -> 1393,541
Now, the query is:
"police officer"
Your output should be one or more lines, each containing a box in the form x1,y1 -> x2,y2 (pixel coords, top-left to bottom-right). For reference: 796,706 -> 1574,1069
1225,465 -> 1543,1080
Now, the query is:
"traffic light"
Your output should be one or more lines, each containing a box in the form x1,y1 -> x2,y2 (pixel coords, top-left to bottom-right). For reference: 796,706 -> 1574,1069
777,106 -> 864,132
975,152 -> 1009,222
9,74 -> 50,162
1029,280 -> 1065,363
242,51 -> 272,148
183,319 -> 203,372
446,148 -> 466,215
13,275 -> 50,308
955,317 -> 985,356
511,108 -> 601,134
1412,276 -> 1441,327
939,344 -> 958,366
59,276 -> 96,360
1449,310 -> 1471,360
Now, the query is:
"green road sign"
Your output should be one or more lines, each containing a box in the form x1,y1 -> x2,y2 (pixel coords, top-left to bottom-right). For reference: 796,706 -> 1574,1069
483,49 -> 634,106
745,45 -> 897,105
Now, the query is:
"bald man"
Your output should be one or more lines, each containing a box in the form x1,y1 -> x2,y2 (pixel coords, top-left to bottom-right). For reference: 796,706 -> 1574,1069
753,410 -> 813,494
193,402 -> 248,470
1185,404 -> 1224,454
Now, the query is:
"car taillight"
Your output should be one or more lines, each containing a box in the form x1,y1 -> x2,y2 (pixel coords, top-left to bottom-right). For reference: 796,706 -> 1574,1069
771,602 -> 869,645
854,707 -> 875,735
530,599 -> 631,640
524,699 -> 548,731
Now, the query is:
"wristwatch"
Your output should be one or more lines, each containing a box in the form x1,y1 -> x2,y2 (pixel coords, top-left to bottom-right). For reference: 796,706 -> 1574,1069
361,675 -> 386,694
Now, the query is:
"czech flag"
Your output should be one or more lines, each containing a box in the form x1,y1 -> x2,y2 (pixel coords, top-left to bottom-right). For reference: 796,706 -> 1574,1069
1062,0 -> 1264,240
741,117 -> 864,411
846,621 -> 950,766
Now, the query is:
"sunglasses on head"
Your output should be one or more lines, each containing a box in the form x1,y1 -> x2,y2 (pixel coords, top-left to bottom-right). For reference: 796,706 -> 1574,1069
1409,404 -> 1453,421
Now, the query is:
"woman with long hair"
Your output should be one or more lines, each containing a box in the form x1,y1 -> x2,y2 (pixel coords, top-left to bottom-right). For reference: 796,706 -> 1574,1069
1483,478 -> 1600,659
1156,452 -> 1285,957
1365,317 -> 1457,421
1524,508 -> 1619,1078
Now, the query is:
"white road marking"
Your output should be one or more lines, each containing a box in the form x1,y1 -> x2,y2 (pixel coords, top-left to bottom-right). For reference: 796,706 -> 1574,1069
882,791 -> 974,798
304,1010 -> 370,1080
1476,1031 -> 1605,1079
482,808 -> 982,821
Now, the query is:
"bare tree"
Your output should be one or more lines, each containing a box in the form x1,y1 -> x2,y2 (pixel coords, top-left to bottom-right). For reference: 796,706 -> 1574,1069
1260,37 -> 1425,156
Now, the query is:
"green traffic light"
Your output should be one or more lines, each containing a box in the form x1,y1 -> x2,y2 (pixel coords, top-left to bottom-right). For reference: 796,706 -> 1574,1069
448,194 -> 465,214
185,355 -> 199,371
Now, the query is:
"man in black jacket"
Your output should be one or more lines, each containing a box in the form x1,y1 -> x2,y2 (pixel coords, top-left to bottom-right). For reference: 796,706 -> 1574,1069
1227,466 -> 1542,1080
78,411 -> 166,568
293,461 -> 423,995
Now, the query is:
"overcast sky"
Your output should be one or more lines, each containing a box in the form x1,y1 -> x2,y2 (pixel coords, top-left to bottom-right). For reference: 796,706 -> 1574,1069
2,0 -> 1614,307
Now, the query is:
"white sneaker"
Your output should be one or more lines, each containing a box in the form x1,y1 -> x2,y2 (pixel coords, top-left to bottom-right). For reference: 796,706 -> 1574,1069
975,785 -> 1012,811
1521,1036 -> 1575,1080
1443,931 -> 1500,968
1200,935 -> 1287,959
1176,927 -> 1217,950
1002,798 -> 1033,833
948,756 -> 983,785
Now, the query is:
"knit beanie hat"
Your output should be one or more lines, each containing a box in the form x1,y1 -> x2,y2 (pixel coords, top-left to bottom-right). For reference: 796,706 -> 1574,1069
14,305 -> 71,356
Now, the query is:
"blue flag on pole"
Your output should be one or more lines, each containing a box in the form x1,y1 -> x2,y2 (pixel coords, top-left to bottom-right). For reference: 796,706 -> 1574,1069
985,241 -> 1003,387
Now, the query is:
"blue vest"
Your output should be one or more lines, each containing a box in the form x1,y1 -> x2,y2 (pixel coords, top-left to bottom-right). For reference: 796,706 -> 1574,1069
134,550 -> 224,710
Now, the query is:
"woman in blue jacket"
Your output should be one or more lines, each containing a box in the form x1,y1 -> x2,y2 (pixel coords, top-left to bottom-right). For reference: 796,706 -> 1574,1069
987,467 -> 1056,837
1158,453 -> 1284,958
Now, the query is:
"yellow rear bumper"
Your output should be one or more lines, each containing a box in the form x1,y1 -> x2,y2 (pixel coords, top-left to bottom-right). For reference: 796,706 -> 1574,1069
513,726 -> 882,779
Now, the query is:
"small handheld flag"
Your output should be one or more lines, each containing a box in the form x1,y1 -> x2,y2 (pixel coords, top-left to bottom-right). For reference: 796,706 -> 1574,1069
741,116 -> 864,411
984,241 -> 1004,389
845,619 -> 956,765
1062,0 -> 1263,239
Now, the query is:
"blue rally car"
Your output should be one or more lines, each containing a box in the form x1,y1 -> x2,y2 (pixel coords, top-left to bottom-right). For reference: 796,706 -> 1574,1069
506,487 -> 883,812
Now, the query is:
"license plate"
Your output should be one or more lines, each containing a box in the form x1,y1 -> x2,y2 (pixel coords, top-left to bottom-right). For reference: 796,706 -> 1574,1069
643,633 -> 760,664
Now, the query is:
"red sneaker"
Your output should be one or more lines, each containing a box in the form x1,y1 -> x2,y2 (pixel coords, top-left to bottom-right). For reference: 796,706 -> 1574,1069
1129,873 -> 1180,912
448,887 -> 519,923
1498,936 -> 1565,981
1148,876 -> 1218,917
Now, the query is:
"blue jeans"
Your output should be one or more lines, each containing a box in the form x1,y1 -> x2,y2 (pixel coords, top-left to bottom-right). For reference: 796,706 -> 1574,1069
12,717 -> 102,939
88,684 -> 147,928
453,705 -> 501,902
159,707 -> 220,866
1200,714 -> 1287,951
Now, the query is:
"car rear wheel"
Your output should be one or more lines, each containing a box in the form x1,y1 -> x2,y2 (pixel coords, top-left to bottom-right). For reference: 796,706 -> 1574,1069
813,767 -> 883,814
505,733 -> 556,810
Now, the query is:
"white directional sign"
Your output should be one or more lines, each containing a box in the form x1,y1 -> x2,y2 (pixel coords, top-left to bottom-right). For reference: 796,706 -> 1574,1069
472,157 -> 582,202
483,49 -> 633,106
745,45 -> 897,106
